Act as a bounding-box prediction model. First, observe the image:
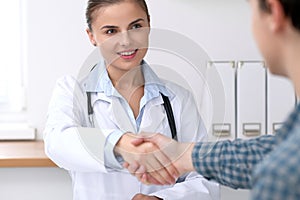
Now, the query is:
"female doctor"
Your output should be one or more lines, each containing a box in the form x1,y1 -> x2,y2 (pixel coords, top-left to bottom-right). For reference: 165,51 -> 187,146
44,0 -> 219,199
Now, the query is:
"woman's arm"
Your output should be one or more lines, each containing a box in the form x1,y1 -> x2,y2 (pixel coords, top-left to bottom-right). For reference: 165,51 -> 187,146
44,76 -> 110,172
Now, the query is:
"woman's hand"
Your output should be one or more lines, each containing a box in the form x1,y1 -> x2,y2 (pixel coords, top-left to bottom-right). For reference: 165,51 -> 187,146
123,133 -> 195,185
114,133 -> 179,185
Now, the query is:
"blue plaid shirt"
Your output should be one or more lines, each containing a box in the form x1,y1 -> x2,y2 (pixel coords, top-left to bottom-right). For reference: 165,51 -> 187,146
192,103 -> 300,200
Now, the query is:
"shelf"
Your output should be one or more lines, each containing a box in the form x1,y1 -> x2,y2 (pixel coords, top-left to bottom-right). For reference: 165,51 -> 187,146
0,140 -> 57,167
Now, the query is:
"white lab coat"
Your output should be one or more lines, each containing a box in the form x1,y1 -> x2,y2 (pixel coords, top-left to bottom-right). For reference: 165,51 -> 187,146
44,63 -> 220,200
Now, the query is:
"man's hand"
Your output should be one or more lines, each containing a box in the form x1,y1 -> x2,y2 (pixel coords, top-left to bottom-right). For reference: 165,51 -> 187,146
132,193 -> 162,200
125,133 -> 195,184
114,133 -> 179,185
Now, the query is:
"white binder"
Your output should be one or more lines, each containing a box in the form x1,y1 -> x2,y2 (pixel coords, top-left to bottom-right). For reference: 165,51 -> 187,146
206,61 -> 236,141
267,72 -> 296,134
236,61 -> 266,139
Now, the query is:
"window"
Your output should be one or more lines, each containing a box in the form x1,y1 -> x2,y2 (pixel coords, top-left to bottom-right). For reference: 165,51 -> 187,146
0,0 -> 26,115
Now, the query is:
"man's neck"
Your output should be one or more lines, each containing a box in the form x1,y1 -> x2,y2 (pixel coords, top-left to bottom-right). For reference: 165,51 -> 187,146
285,42 -> 300,98
279,28 -> 300,98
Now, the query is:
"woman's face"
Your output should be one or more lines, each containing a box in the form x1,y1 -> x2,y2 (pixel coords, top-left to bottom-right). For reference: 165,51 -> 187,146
87,1 -> 150,74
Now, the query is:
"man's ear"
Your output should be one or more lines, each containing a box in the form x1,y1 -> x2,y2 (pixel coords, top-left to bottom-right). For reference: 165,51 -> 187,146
86,28 -> 97,46
266,0 -> 286,32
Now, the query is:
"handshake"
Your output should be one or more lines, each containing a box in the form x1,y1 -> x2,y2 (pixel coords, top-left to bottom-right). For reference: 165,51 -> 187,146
114,133 -> 195,185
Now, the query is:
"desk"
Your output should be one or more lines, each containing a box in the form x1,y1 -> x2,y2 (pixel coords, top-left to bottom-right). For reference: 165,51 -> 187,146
0,141 -> 71,200
0,141 -> 56,167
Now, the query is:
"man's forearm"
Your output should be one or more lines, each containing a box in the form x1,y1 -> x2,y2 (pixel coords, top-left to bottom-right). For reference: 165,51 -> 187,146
192,135 -> 276,189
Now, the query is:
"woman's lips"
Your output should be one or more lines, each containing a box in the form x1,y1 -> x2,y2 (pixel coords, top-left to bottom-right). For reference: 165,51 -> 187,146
118,49 -> 138,60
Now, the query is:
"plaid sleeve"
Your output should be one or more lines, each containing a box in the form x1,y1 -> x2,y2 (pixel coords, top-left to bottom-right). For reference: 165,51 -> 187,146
192,135 -> 276,189
251,129 -> 300,200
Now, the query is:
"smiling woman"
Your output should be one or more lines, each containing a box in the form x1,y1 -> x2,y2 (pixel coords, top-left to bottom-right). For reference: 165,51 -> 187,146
43,0 -> 220,199
86,0 -> 151,89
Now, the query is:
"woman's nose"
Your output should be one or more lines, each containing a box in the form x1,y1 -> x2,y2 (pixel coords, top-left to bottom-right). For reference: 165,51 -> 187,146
119,31 -> 131,47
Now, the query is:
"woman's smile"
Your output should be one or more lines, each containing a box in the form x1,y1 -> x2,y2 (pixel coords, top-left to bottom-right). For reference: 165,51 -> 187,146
117,49 -> 138,60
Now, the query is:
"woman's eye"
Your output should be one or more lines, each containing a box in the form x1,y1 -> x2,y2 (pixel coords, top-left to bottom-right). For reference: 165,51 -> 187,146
105,29 -> 116,34
132,24 -> 142,29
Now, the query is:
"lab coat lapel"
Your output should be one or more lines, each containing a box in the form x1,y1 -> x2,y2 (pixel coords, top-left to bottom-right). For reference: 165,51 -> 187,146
140,97 -> 166,133
109,98 -> 136,133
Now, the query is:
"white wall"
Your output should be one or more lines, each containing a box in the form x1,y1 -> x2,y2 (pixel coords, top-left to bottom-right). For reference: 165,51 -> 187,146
25,0 -> 94,139
21,0 -> 259,199
147,0 -> 260,60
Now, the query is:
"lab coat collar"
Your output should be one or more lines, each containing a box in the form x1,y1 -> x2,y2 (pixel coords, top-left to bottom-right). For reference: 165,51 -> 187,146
84,59 -> 116,96
83,59 -> 174,100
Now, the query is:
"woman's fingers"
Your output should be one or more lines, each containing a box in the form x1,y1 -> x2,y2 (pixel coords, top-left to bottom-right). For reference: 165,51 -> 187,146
141,173 -> 161,185
123,146 -> 177,185
122,134 -> 180,185
152,149 -> 179,179
144,155 -> 174,185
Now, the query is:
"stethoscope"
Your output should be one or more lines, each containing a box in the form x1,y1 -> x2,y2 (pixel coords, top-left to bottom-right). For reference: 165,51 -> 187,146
86,91 -> 178,141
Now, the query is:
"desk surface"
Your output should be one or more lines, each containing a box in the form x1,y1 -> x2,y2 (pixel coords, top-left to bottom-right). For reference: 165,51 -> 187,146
0,141 -> 57,167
